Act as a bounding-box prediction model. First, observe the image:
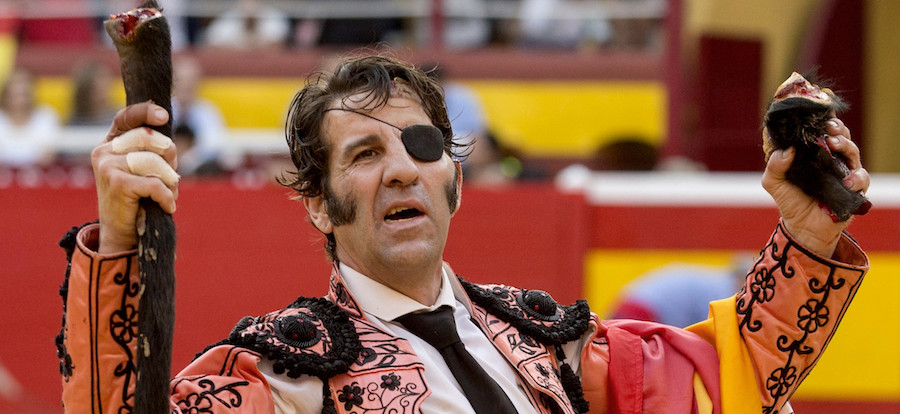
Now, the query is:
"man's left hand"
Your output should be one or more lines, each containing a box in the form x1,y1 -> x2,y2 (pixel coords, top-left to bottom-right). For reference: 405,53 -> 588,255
762,117 -> 870,257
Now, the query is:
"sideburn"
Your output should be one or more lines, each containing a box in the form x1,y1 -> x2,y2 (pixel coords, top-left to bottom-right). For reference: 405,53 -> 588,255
324,183 -> 357,226
447,164 -> 460,213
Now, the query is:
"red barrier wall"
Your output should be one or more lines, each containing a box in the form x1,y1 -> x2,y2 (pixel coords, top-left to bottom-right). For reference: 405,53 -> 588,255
0,181 -> 585,411
2,180 -> 896,412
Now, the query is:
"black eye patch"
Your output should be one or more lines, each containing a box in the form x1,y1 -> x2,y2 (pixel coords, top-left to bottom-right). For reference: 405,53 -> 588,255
323,108 -> 445,162
401,124 -> 444,162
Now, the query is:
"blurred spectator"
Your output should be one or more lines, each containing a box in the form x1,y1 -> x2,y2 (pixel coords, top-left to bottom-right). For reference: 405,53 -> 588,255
463,130 -> 547,186
413,0 -> 490,49
556,137 -> 659,184
200,0 -> 290,50
67,59 -> 116,126
171,56 -> 227,173
609,254 -> 754,328
519,0 -> 611,50
0,67 -> 60,167
157,0 -> 190,50
590,137 -> 658,171
606,0 -> 663,51
172,124 -> 225,176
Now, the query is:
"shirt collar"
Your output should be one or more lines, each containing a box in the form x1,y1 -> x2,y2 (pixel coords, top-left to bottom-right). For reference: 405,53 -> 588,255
338,263 -> 457,321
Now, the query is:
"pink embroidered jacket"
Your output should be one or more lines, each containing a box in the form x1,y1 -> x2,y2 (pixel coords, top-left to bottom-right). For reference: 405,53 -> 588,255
57,222 -> 868,414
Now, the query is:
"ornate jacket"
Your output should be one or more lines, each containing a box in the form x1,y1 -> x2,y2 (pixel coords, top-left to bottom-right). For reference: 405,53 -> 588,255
56,222 -> 869,414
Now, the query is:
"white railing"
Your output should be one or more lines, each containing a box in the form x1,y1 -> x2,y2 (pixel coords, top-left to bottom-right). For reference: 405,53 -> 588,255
12,0 -> 665,22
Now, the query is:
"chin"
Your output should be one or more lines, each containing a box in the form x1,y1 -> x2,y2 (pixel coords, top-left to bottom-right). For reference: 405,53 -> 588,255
380,241 -> 444,269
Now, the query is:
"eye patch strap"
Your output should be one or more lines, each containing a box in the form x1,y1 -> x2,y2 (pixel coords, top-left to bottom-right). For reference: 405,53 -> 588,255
323,108 -> 444,162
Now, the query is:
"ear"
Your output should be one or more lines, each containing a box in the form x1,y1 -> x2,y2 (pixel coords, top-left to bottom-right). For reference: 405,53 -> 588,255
451,160 -> 463,215
302,195 -> 334,235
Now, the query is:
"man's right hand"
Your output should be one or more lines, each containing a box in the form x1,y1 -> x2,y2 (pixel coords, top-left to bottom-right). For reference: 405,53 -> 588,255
92,101 -> 179,254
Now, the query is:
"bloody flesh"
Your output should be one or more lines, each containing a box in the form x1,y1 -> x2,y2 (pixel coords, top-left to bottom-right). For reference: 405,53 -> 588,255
110,8 -> 160,39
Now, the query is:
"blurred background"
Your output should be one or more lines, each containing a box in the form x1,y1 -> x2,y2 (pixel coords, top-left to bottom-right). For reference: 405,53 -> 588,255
2,0 -> 899,412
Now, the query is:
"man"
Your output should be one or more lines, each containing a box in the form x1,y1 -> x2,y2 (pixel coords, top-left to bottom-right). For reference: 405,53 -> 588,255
58,56 -> 870,414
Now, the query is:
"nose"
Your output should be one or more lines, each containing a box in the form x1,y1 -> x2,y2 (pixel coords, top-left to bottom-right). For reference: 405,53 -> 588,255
382,139 -> 419,187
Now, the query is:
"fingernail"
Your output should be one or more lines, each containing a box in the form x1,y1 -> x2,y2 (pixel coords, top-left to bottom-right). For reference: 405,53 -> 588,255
827,120 -> 839,128
827,136 -> 840,145
150,134 -> 171,151
154,108 -> 168,121
843,176 -> 853,187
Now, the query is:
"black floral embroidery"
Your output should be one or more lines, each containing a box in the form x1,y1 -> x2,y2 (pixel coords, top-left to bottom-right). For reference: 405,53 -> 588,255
460,278 -> 590,346
462,277 -> 591,414
175,378 -> 249,413
337,383 -> 364,410
380,373 -> 401,391
331,276 -> 363,318
737,225 -> 864,414
357,347 -> 377,365
797,299 -> 829,333
110,263 -> 141,414
111,305 -> 139,343
765,366 -> 797,399
507,332 -> 539,356
352,373 -> 424,413
352,322 -> 419,371
750,268 -> 777,303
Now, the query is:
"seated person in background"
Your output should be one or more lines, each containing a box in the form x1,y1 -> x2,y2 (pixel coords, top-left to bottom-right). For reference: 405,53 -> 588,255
67,59 -> 117,127
0,67 -> 59,168
610,254 -> 755,328
171,56 -> 227,171
201,0 -> 290,50
172,124 -> 225,176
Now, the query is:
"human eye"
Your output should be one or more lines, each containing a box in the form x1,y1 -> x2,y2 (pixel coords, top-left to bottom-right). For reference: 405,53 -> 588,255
353,148 -> 378,162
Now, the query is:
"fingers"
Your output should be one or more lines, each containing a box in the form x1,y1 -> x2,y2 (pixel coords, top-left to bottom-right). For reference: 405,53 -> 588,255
823,117 -> 870,194
126,152 -> 180,188
107,101 -> 170,141
110,127 -> 177,169
825,118 -> 851,141
111,126 -> 172,153
764,147 -> 795,181
93,125 -> 179,215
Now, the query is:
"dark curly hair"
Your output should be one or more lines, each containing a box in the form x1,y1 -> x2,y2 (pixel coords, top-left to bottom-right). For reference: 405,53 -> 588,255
278,55 -> 465,260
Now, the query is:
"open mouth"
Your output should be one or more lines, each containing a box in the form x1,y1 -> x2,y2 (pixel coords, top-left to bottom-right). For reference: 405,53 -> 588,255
385,207 -> 424,223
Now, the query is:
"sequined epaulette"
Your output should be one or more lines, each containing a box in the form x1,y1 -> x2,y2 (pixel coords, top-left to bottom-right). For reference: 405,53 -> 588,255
213,296 -> 362,380
459,278 -> 592,346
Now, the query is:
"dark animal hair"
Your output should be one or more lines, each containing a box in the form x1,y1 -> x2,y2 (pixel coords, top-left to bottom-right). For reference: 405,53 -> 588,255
278,55 -> 465,260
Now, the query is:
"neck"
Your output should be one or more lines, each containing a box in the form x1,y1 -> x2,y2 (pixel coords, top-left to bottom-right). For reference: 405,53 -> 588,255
341,259 -> 444,306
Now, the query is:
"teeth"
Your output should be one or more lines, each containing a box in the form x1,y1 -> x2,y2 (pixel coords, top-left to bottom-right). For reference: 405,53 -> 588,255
388,207 -> 408,216
385,207 -> 413,223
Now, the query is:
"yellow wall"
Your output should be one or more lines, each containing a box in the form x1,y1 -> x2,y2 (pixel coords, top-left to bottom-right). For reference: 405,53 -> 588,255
468,80 -> 666,157
585,249 -> 900,399
865,1 -> 900,172
36,77 -> 666,157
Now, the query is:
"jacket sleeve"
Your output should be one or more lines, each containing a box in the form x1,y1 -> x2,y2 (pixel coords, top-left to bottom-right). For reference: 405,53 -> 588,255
731,222 -> 867,413
57,223 -> 275,413
577,222 -> 868,414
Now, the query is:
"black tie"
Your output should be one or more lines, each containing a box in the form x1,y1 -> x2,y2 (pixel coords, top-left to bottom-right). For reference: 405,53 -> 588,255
395,306 -> 518,414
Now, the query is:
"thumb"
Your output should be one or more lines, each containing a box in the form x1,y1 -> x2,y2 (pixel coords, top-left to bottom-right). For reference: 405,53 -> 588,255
766,147 -> 795,178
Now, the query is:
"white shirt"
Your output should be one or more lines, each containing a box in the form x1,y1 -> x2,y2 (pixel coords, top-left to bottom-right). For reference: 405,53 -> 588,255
0,106 -> 59,167
260,263 -> 545,414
